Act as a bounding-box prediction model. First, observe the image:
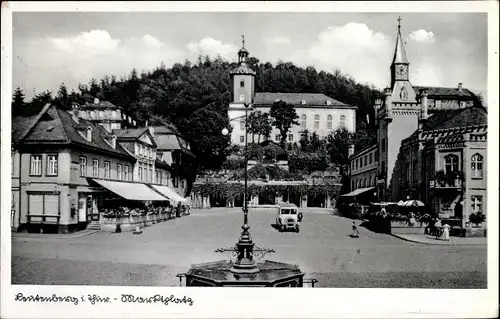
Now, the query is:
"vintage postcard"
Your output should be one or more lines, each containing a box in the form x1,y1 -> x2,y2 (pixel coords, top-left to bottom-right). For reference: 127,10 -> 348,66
1,1 -> 498,318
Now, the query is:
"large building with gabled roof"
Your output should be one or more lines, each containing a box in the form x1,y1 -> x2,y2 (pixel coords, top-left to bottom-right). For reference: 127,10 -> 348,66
227,41 -> 357,147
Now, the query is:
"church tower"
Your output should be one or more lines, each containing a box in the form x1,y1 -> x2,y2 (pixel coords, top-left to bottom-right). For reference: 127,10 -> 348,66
376,18 -> 421,201
228,36 -> 256,146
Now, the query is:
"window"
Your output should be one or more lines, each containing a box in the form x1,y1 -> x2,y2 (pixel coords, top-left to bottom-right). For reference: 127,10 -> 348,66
117,164 -> 122,180
327,115 -> 333,129
355,159 -> 359,170
173,175 -> 179,187
340,115 -> 346,128
471,154 -> 483,178
240,136 -> 245,143
112,110 -> 117,118
380,161 -> 386,175
79,157 -> 87,177
86,127 -> 93,142
239,93 -> 245,102
351,180 -> 355,190
375,150 -> 379,161
124,165 -> 129,181
314,115 -> 320,129
470,196 -> 483,214
460,101 -> 466,108
30,155 -> 42,176
99,111 -> 104,117
369,153 -> 373,164
364,155 -> 368,167
288,134 -> 294,142
139,167 -> 143,182
275,134 -> 280,142
149,169 -> 153,183
92,159 -> 99,178
444,154 -> 459,174
27,193 -> 60,223
381,138 -> 386,153
104,161 -> 110,179
435,100 -> 441,108
301,114 -> 307,129
240,80 -> 245,88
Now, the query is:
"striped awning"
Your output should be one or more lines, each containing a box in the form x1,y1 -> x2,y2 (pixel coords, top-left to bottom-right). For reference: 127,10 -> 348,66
340,187 -> 375,197
150,184 -> 187,203
92,179 -> 169,201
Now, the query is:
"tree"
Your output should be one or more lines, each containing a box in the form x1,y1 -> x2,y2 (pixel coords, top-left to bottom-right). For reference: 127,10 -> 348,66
269,100 -> 299,146
324,127 -> 355,167
26,90 -> 53,116
55,82 -> 71,109
247,111 -> 273,143
12,86 -> 26,116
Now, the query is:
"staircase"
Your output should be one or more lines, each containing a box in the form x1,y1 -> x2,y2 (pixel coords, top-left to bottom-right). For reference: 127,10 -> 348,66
86,221 -> 101,231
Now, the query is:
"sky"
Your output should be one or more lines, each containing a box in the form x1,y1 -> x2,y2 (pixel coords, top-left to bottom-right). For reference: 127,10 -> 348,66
12,12 -> 488,100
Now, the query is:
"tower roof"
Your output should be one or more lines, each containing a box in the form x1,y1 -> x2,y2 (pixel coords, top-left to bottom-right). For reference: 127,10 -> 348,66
392,17 -> 409,64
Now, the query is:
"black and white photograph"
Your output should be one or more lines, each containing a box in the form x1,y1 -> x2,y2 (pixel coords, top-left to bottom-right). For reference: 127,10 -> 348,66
1,2 -> 498,318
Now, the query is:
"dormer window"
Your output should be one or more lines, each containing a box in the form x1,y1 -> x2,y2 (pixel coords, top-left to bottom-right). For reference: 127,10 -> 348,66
326,100 -> 332,105
94,98 -> 100,104
301,100 -> 306,105
111,135 -> 116,149
86,127 -> 93,142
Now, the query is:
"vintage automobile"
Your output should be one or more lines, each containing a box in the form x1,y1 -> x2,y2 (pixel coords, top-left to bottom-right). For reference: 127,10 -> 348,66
276,203 -> 301,233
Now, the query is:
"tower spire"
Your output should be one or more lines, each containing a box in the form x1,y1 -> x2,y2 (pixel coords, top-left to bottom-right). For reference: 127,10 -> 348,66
241,34 -> 245,48
392,16 -> 408,64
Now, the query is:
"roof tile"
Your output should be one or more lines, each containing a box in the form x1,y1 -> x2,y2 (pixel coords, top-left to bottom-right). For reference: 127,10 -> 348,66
253,92 -> 355,108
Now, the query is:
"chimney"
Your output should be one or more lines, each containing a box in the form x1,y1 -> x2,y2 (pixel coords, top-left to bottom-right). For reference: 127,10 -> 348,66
148,125 -> 155,137
348,144 -> 355,157
384,88 -> 393,121
458,82 -> 463,93
420,89 -> 429,121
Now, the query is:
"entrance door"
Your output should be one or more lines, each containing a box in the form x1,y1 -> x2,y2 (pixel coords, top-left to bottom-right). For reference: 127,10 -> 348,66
86,195 -> 100,221
78,194 -> 87,223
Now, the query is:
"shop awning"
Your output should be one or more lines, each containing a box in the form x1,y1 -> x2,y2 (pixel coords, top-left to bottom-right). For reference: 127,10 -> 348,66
92,179 -> 169,201
150,185 -> 187,203
340,187 -> 375,198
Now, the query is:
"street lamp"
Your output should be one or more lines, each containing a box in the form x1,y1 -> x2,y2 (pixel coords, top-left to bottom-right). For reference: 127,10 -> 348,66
221,102 -> 258,273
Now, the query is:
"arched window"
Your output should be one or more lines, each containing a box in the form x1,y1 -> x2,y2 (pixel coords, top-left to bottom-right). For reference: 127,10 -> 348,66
301,114 -> 307,129
444,154 -> 459,173
86,127 -> 93,142
471,153 -> 483,178
351,180 -> 355,190
327,115 -> 333,129
314,114 -> 320,129
340,115 -> 346,128
356,180 -> 359,189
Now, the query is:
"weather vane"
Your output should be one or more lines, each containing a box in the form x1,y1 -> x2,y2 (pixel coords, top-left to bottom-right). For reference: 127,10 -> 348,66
397,16 -> 402,28
241,35 -> 245,48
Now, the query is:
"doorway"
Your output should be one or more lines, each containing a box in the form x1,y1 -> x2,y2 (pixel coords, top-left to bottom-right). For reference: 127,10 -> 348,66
258,191 -> 275,205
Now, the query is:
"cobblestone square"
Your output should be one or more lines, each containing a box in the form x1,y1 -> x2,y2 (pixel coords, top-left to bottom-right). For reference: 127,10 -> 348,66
12,208 -> 487,288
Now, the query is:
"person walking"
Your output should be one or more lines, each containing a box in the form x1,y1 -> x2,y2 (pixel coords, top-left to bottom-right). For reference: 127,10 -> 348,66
351,221 -> 360,238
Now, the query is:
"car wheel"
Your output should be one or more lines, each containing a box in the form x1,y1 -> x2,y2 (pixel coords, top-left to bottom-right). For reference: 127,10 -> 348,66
280,225 -> 285,232
296,226 -> 300,233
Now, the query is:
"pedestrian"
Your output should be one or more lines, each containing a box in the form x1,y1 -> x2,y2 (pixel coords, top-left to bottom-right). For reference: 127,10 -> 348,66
351,221 -> 360,238
441,223 -> 450,241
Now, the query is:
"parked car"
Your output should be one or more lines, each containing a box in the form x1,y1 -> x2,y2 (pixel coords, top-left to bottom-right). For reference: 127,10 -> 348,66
276,203 -> 300,233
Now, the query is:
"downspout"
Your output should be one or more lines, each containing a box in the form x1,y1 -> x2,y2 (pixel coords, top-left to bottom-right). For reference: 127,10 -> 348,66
18,149 -> 22,229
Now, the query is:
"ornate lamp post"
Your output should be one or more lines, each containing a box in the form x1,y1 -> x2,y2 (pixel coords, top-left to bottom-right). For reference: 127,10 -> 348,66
176,38 -> 315,287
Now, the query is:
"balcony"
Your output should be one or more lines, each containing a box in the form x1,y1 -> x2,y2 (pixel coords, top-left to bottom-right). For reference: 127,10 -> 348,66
429,170 -> 464,190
